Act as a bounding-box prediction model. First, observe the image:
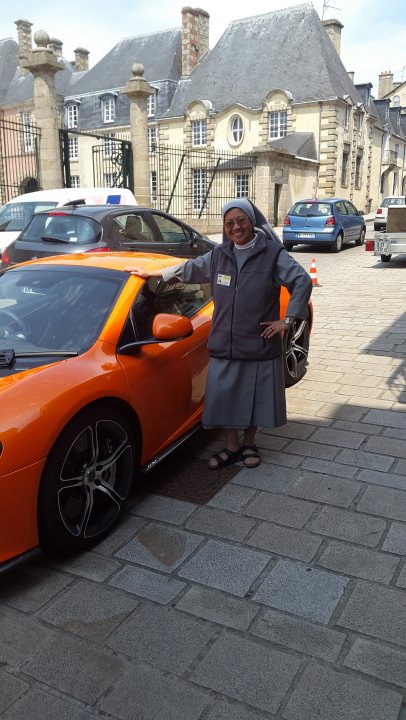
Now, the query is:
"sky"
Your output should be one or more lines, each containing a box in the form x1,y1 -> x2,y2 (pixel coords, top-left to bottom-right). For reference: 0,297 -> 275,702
1,0 -> 405,92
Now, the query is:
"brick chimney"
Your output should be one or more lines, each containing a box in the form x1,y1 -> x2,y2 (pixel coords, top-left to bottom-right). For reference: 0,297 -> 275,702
378,70 -> 394,98
181,7 -> 209,76
74,47 -> 89,71
322,18 -> 343,56
49,37 -> 63,56
15,19 -> 33,75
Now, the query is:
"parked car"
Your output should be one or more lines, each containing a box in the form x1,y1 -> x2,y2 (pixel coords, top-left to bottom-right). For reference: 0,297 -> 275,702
282,198 -> 366,252
1,205 -> 216,268
0,252 -> 313,571
374,195 -> 406,231
0,187 -> 137,259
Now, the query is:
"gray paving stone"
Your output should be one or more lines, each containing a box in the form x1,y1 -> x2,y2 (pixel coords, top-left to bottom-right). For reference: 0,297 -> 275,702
290,471 -> 361,508
256,434 -> 290,451
318,541 -> 399,584
175,585 -> 260,631
357,468 -> 406,490
332,419 -> 382,435
259,449 -> 304,468
284,438 -> 339,460
252,608 -> 346,661
99,663 -> 210,720
243,492 -> 316,528
185,506 -> 256,541
282,662 -> 402,720
109,564 -> 186,604
130,494 -> 197,525
208,484 -> 257,512
178,539 -> 271,597
93,514 -> 146,555
309,506 -> 386,546
383,522 -> 406,555
252,559 -> 348,623
0,607 -> 57,666
344,637 -> 406,690
115,523 -> 203,572
247,521 -> 322,562
107,604 -> 215,675
205,700 -> 267,720
22,633 -> 128,704
338,581 -> 406,647
395,563 -> 406,588
364,408 -> 406,430
336,449 -> 394,472
300,457 -> 357,478
231,465 -> 301,492
45,551 -> 121,581
190,631 -> 301,715
357,485 -> 406,522
2,688 -> 99,720
394,457 -> 406,474
317,403 -> 366,422
0,563 -> 73,612
263,421 -> 316,440
37,579 -> 139,640
310,427 -> 365,449
0,669 -> 29,713
365,435 -> 406,459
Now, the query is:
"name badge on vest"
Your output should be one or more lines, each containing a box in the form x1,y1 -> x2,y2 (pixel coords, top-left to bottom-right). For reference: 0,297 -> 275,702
217,273 -> 231,287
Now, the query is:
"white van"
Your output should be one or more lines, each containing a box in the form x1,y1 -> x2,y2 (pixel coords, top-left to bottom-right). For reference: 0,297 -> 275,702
0,187 -> 137,256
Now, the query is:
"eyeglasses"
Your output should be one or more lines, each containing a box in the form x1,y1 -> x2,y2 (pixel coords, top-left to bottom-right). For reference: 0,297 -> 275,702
224,216 -> 251,231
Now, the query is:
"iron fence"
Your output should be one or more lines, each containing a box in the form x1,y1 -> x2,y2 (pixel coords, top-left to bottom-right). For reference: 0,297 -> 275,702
0,118 -> 41,204
60,129 -> 133,191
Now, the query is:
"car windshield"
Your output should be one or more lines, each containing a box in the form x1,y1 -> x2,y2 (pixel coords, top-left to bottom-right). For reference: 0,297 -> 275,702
381,197 -> 406,207
290,202 -> 332,217
0,202 -> 58,233
19,213 -> 100,245
0,266 -> 125,353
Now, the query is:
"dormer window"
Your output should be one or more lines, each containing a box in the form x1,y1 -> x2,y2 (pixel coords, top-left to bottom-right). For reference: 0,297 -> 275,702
66,103 -> 79,129
102,96 -> 116,124
147,92 -> 157,118
192,120 -> 207,147
268,110 -> 287,139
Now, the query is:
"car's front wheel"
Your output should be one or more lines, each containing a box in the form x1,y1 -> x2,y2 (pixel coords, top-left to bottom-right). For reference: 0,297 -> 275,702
283,319 -> 310,387
38,404 -> 137,553
331,233 -> 343,253
283,242 -> 294,251
381,254 -> 392,263
355,228 -> 366,246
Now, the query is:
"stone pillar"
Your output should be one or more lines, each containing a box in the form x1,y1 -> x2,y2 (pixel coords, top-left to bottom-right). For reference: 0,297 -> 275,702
74,47 -> 89,71
121,63 -> 154,205
48,38 -> 63,56
23,30 -> 64,190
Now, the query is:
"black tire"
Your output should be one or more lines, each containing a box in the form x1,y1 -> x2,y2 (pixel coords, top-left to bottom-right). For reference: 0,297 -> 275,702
381,254 -> 391,263
331,233 -> 343,253
283,319 -> 310,387
355,227 -> 366,246
283,242 -> 294,251
38,404 -> 137,553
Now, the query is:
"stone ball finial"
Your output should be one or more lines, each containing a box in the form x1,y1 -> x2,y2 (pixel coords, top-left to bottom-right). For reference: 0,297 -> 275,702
132,63 -> 144,77
34,29 -> 50,49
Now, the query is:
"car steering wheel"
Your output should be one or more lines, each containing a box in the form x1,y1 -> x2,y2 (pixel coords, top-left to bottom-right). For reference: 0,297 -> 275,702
0,308 -> 29,337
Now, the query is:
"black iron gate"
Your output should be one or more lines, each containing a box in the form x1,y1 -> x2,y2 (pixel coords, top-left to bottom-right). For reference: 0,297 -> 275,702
60,129 -> 133,191
149,145 -> 257,219
0,118 -> 41,204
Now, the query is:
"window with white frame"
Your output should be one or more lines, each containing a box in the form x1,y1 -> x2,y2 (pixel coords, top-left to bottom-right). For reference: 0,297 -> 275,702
70,175 -> 80,188
150,170 -> 157,201
66,104 -> 78,129
21,111 -> 33,152
268,110 -> 287,139
344,105 -> 350,130
192,168 -> 207,211
104,135 -> 115,158
192,120 -> 207,147
104,173 -> 115,187
341,151 -> 349,185
102,97 -> 116,124
68,136 -> 78,160
147,92 -> 156,117
148,126 -> 157,151
355,154 -> 362,189
230,116 -> 244,145
235,174 -> 249,197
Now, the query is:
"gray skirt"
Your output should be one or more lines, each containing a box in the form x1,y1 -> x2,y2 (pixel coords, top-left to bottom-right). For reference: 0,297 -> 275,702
202,355 -> 287,430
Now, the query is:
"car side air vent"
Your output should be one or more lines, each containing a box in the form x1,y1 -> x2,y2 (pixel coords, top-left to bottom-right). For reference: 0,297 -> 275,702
0,349 -> 16,368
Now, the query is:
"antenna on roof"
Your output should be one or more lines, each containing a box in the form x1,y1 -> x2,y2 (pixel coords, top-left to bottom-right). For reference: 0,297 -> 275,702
322,0 -> 341,19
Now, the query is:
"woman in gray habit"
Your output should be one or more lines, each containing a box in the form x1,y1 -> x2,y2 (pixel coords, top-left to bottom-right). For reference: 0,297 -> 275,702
126,198 -> 312,470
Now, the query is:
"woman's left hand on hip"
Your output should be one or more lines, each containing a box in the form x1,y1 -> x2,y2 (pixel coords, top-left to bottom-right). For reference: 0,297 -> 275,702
260,320 -> 287,338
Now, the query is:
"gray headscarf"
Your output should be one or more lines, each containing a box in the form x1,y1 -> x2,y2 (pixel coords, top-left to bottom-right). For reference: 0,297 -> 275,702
221,198 -> 282,246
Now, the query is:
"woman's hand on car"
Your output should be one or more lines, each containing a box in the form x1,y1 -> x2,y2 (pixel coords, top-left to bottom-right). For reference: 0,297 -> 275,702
124,267 -> 163,279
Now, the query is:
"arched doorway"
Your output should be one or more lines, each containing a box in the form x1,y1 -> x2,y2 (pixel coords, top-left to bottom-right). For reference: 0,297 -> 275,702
19,177 -> 40,195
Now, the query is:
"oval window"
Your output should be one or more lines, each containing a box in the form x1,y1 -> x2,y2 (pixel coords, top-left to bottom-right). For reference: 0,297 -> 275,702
229,116 -> 244,145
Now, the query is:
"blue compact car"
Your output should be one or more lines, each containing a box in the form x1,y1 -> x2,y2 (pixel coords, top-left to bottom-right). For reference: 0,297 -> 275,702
282,198 -> 366,252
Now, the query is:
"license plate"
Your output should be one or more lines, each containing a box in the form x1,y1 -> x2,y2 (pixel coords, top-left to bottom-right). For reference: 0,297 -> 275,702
376,240 -> 388,253
298,233 -> 315,239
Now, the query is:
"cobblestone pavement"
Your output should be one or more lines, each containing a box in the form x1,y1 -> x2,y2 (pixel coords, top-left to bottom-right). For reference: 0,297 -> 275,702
1,240 -> 406,720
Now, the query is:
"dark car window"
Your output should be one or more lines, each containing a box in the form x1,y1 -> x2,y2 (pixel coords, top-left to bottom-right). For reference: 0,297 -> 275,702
151,213 -> 188,243
111,213 -> 155,245
343,201 -> 358,215
335,201 -> 348,215
290,202 -> 332,217
0,202 -> 58,233
18,213 -> 100,245
119,277 -> 211,343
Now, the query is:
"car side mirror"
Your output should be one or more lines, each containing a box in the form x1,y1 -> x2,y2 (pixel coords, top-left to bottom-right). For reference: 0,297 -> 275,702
189,231 -> 199,247
118,312 -> 193,354
358,210 -> 364,216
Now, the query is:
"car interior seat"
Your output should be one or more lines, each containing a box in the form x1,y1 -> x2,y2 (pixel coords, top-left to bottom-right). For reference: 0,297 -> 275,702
125,215 -> 145,242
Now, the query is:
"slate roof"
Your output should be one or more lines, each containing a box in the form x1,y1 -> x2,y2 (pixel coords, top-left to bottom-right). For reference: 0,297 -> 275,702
66,28 -> 182,96
167,3 -> 363,117
0,37 -> 19,102
374,99 -> 405,139
268,131 -> 317,160
2,56 -> 77,105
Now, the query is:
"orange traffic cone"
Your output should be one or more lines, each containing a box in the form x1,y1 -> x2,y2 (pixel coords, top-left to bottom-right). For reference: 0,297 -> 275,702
309,258 -> 320,286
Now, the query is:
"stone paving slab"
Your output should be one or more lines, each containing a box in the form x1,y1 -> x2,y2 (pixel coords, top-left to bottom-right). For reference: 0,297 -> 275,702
109,564 -> 187,604
1,689 -> 100,720
243,491 -> 316,528
289,471 -> 361,507
0,670 -> 29,714
130,494 -> 197,525
115,523 -> 204,572
344,637 -> 406,690
318,540 -> 399,584
0,563 -> 73,612
185,506 -> 256,541
175,585 -> 260,631
247,521 -> 322,562
357,485 -> 406,522
383,522 -> 406,555
309,505 -> 386,546
207,484 -> 257,512
337,581 -> 406,648
231,464 -> 301,492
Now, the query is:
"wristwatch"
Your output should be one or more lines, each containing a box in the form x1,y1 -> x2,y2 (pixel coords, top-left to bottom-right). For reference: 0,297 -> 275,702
284,317 -> 295,326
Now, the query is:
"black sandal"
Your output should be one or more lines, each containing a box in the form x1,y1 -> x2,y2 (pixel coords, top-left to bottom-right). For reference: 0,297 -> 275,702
242,444 -> 261,468
208,447 -> 241,471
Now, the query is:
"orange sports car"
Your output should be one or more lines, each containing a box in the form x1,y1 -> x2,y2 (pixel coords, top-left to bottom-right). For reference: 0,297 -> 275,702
0,253 -> 312,571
